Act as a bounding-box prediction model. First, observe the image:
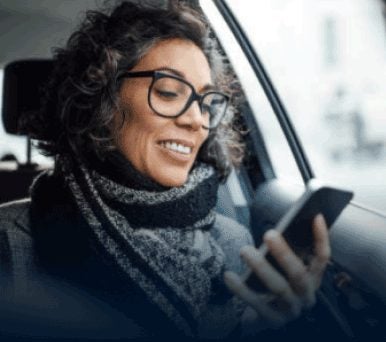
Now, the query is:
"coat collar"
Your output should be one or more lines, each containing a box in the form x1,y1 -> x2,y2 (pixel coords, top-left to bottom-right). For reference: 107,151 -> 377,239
14,198 -> 33,235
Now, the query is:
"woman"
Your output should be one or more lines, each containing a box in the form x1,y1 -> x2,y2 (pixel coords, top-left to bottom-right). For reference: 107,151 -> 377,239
0,1 -> 330,340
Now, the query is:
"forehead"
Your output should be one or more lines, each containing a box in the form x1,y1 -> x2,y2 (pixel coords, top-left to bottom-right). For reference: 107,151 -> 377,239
132,38 -> 213,88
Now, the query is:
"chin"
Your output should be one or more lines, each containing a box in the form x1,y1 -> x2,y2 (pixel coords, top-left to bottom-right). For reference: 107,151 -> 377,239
154,170 -> 189,188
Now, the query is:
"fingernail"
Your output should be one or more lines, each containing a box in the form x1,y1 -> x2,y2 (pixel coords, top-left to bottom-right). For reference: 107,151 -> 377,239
240,245 -> 261,261
240,245 -> 254,257
264,229 -> 279,242
315,213 -> 326,226
223,271 -> 240,284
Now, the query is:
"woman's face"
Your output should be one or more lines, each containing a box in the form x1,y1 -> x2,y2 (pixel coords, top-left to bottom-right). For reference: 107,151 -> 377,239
114,38 -> 212,187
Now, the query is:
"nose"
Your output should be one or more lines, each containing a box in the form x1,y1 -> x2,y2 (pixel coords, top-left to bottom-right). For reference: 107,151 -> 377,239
175,100 -> 203,131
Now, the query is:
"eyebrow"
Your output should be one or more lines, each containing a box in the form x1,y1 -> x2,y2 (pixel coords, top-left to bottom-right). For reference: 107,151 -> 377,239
155,66 -> 216,93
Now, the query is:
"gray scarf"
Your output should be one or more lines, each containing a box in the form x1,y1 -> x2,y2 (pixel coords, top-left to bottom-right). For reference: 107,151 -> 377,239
51,154 -> 241,337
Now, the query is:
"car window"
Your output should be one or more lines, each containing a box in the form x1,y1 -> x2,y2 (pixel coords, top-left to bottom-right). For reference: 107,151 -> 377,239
226,0 -> 386,213
201,0 -> 304,187
0,68 -> 24,162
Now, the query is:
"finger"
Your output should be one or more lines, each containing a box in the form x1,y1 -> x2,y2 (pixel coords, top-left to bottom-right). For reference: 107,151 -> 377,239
309,214 -> 331,279
263,230 -> 310,296
223,270 -> 263,309
223,271 -> 292,327
240,245 -> 296,305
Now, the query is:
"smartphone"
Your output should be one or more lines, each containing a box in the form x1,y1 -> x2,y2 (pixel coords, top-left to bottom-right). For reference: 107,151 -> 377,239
242,179 -> 354,291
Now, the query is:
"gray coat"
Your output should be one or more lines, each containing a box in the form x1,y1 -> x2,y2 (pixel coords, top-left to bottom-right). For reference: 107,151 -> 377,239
0,198 -> 253,339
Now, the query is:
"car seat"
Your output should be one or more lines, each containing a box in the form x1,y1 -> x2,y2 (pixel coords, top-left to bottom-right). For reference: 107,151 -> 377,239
0,59 -> 53,204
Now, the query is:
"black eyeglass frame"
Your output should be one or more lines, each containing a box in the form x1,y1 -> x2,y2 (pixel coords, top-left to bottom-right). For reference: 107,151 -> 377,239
118,70 -> 230,129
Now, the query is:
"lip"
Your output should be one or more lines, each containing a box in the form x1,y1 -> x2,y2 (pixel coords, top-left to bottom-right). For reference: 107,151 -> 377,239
156,138 -> 196,163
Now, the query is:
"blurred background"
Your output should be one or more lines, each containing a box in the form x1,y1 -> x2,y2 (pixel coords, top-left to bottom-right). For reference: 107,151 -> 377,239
226,0 -> 386,212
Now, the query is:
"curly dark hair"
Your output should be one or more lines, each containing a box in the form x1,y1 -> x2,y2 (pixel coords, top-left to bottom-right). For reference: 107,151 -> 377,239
27,0 -> 244,180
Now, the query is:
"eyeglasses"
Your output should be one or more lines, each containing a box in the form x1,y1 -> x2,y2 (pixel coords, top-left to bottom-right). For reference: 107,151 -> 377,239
118,70 -> 229,129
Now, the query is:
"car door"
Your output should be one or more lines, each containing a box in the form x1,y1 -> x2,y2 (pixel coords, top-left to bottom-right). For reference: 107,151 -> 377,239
201,0 -> 386,340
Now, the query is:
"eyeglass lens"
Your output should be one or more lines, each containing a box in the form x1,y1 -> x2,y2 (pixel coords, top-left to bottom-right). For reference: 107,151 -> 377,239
150,76 -> 227,128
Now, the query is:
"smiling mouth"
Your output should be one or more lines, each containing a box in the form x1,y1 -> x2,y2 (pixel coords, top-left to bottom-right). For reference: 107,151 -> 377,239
158,141 -> 193,155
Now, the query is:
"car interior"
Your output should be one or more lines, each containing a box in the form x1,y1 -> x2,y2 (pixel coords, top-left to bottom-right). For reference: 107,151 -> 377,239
0,59 -> 53,204
1,0 -> 386,340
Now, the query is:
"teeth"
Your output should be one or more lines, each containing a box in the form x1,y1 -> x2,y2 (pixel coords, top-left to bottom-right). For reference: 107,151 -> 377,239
161,141 -> 192,155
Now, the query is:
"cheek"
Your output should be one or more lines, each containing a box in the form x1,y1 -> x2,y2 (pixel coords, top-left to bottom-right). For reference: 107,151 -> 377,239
114,106 -> 164,168
117,114 -> 154,153
116,96 -> 154,140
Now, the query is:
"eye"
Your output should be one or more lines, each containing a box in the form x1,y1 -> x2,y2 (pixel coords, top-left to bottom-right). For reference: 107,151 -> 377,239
155,89 -> 179,99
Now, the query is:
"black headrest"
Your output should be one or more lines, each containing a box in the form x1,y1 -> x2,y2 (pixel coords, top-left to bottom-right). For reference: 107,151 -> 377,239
2,59 -> 54,135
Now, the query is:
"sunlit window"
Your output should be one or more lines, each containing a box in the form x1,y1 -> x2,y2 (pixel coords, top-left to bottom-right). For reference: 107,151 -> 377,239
323,17 -> 338,67
227,0 -> 386,212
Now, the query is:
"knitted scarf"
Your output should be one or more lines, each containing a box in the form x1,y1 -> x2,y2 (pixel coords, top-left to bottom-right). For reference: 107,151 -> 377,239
31,153 -> 240,337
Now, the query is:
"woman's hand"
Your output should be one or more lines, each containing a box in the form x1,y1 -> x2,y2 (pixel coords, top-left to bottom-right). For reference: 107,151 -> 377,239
224,214 -> 330,330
